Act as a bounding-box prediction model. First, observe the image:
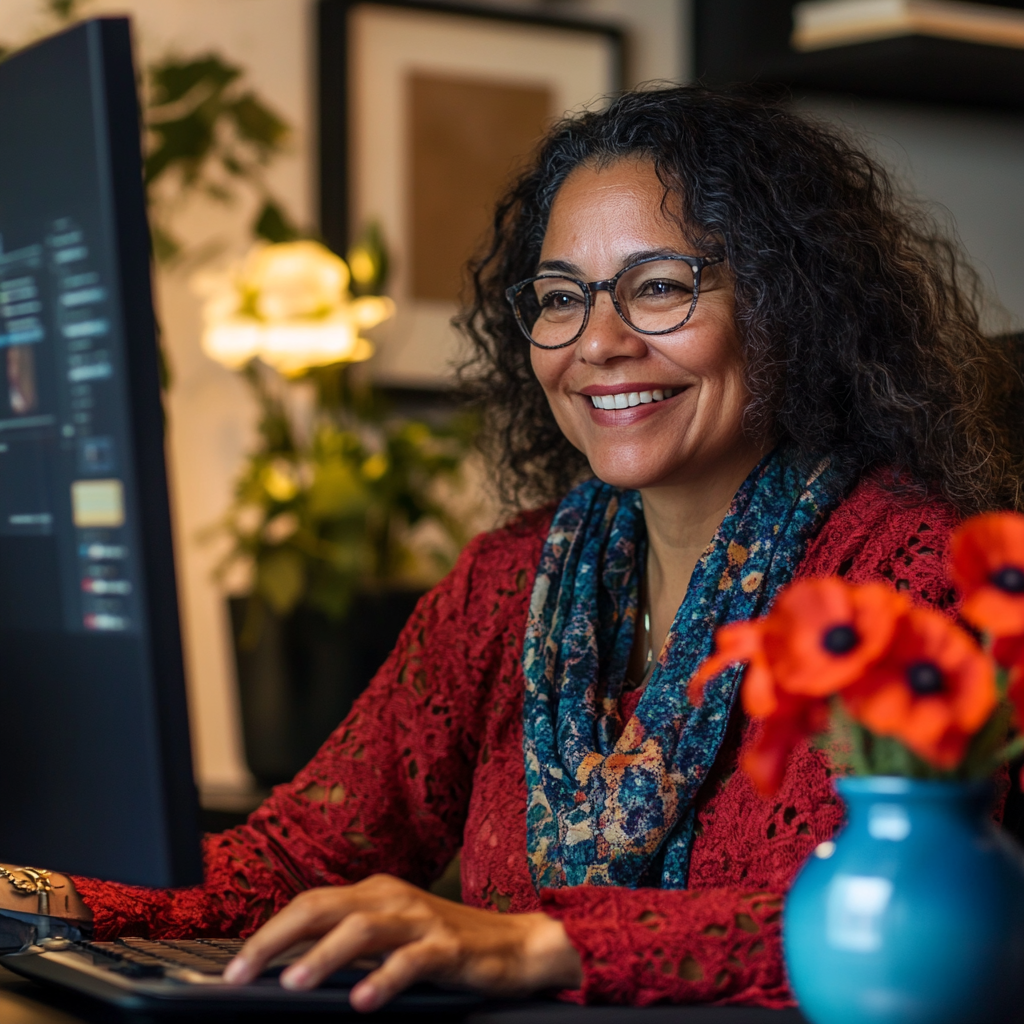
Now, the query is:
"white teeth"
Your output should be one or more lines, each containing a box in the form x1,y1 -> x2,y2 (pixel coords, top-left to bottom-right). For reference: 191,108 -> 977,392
590,388 -> 677,409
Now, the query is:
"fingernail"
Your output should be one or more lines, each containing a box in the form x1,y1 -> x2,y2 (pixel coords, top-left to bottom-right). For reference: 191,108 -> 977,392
281,964 -> 312,990
223,959 -> 248,984
350,981 -> 378,1011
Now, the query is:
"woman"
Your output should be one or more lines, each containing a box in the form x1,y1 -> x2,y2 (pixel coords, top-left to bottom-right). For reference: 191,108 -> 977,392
4,87 -> 1020,1010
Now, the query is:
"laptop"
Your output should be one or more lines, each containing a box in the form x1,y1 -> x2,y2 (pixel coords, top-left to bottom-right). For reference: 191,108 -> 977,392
0,16 -> 483,1015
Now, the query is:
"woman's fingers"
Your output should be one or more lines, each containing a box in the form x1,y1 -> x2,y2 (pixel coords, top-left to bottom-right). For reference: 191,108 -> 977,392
349,937 -> 447,1012
224,887 -> 354,984
279,910 -> 419,991
222,874 -> 582,1010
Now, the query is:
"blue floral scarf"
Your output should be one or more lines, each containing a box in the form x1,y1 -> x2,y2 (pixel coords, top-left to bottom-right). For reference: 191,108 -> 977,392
521,447 -> 851,890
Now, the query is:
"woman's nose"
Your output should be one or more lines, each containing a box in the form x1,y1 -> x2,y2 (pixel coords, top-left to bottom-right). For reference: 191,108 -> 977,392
576,290 -> 647,364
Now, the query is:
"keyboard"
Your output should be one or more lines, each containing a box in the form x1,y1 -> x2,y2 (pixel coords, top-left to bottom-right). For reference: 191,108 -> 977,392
1,936 -> 486,1012
78,937 -> 249,979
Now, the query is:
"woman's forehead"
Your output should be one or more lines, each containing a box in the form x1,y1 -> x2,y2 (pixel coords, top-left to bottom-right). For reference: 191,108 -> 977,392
541,158 -> 688,264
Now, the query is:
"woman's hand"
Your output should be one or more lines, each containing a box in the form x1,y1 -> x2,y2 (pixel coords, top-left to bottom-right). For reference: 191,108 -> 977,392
222,874 -> 582,1011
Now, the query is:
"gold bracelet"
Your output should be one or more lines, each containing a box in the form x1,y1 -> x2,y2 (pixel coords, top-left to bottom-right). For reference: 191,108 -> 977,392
0,865 -> 62,916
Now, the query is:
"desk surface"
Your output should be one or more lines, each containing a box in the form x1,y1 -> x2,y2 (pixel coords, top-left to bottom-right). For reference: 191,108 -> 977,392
0,965 -> 807,1023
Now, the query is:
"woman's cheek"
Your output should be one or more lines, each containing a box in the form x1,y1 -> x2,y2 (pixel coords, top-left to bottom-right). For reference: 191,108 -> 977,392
531,353 -> 583,444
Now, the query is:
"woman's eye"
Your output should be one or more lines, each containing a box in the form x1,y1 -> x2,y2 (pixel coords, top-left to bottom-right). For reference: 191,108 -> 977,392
540,292 -> 583,310
638,279 -> 690,296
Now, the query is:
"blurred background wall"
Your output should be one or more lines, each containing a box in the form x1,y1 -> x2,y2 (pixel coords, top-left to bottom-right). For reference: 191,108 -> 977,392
1,0 -> 1022,798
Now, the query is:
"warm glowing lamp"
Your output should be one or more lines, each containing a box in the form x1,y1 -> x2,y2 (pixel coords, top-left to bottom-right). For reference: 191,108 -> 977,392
197,240 -> 394,376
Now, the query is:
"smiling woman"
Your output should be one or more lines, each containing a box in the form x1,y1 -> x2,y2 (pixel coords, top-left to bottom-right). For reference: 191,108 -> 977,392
16,86 -> 1024,1012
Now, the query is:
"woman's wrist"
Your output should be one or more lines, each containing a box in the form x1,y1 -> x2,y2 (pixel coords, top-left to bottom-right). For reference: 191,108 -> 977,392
519,913 -> 583,991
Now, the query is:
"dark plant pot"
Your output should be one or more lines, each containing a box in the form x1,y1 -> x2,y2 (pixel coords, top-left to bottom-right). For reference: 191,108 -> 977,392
228,590 -> 424,787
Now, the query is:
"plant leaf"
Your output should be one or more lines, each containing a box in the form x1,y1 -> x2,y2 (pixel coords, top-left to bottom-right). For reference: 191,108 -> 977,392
227,92 -> 290,150
253,200 -> 301,243
256,548 -> 306,615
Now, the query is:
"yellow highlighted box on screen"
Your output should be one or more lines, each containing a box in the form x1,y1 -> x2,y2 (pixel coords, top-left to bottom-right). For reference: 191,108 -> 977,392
71,479 -> 125,528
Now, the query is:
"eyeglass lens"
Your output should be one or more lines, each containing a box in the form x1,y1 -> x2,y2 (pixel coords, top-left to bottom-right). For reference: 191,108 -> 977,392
515,259 -> 698,348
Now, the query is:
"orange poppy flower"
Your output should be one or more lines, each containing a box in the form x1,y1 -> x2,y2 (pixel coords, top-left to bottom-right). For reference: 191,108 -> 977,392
691,579 -> 908,711
692,620 -> 829,795
841,606 -> 997,769
951,512 -> 1024,637
761,578 -> 910,698
741,694 -> 831,796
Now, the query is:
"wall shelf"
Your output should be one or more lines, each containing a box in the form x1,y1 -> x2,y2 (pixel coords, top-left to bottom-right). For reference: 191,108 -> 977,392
694,1 -> 1024,110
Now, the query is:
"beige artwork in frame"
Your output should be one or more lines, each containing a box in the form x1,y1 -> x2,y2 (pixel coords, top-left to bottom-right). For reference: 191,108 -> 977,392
321,1 -> 624,388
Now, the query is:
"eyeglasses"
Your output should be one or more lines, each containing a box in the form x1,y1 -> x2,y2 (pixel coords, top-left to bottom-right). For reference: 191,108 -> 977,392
504,254 -> 723,350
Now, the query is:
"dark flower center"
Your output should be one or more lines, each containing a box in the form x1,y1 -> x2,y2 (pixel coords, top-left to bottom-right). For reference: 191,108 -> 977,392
990,566 -> 1024,594
823,624 -> 860,655
906,661 -> 944,695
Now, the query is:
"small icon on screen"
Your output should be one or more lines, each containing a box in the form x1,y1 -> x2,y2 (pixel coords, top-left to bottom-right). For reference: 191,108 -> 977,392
7,344 -> 38,414
71,478 -> 124,528
83,613 -> 127,631
78,436 -> 114,474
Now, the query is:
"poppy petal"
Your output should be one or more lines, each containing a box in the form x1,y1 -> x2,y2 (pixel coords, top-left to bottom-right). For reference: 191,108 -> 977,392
741,657 -> 778,718
952,513 -> 1024,586
962,589 -> 1024,637
689,621 -> 764,707
993,633 -> 1024,671
843,674 -> 911,734
741,715 -> 803,797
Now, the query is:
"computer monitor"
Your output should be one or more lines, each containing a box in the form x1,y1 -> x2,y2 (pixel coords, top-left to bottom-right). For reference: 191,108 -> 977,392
0,18 -> 202,888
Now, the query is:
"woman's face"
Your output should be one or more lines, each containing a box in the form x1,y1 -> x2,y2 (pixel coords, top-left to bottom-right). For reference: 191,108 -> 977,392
530,157 -> 755,491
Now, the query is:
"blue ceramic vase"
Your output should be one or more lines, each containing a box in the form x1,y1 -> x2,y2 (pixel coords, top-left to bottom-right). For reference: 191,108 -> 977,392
784,776 -> 1024,1024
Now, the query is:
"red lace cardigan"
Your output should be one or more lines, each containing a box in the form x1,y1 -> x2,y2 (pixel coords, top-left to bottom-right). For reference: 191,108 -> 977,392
71,476 -> 960,1007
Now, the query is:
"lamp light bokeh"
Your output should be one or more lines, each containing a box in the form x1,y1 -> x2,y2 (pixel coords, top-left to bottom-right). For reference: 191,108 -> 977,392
197,240 -> 394,375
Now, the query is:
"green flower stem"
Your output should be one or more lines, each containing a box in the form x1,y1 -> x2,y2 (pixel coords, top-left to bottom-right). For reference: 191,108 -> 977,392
993,734 -> 1024,769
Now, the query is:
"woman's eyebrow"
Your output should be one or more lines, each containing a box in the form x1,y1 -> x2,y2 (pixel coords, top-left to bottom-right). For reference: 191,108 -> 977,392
535,258 -> 582,275
535,248 -> 691,276
622,247 -> 689,264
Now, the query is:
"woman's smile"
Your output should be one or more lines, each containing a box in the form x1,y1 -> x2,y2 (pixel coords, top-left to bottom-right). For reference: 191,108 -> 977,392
582,384 -> 680,409
580,383 -> 684,425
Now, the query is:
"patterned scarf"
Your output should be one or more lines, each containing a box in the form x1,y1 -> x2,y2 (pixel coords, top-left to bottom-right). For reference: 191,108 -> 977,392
521,447 -> 851,890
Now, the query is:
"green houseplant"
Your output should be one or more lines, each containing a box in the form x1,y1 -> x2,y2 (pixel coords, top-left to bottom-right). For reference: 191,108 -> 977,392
202,237 -> 477,784
222,360 -> 476,642
3,0 -> 300,267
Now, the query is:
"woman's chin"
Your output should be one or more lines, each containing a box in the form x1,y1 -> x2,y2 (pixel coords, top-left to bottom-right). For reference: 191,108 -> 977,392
588,458 -> 681,492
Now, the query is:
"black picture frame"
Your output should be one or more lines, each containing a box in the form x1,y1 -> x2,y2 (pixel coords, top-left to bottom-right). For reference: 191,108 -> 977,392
317,0 -> 625,257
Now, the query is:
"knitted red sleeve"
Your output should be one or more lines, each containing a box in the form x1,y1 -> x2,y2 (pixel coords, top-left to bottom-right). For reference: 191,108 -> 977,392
537,478 -> 961,1007
69,481 -> 961,1010
71,509 -> 552,940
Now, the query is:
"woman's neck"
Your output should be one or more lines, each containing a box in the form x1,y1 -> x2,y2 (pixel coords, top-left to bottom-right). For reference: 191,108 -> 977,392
639,441 -> 767,668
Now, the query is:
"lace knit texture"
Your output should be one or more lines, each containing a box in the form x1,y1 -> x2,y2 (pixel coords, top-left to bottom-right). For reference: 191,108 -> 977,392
72,477 -> 961,1007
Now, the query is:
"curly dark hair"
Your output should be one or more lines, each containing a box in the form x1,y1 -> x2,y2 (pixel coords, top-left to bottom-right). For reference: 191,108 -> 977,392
457,86 -> 1024,514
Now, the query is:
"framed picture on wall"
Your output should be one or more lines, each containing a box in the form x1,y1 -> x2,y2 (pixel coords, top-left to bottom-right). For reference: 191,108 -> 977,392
318,0 -> 624,387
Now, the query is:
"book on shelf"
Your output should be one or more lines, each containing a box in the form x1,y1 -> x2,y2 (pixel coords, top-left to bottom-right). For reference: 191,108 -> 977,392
792,0 -> 1024,52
